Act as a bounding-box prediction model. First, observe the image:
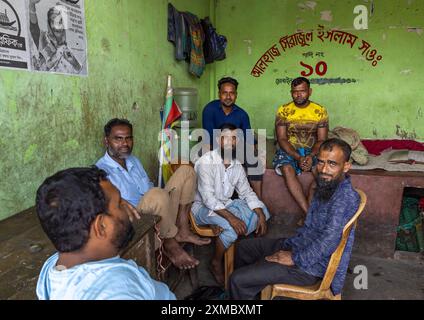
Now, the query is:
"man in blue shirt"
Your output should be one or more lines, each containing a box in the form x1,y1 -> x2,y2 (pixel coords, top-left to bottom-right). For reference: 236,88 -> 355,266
96,119 -> 210,270
229,138 -> 360,299
202,77 -> 264,199
36,167 -> 175,300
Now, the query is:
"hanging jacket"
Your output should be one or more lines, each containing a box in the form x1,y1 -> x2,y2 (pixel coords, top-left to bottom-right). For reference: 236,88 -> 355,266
167,3 -> 190,61
182,12 -> 206,78
201,17 -> 227,64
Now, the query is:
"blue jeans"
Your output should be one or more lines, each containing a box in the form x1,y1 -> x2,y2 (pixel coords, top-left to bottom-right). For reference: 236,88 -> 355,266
193,199 -> 271,248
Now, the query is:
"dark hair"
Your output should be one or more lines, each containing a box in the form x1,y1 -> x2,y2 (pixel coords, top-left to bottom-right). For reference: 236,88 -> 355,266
217,77 -> 239,91
319,138 -> 352,162
219,123 -> 238,131
36,167 -> 109,252
104,118 -> 133,137
291,77 -> 310,88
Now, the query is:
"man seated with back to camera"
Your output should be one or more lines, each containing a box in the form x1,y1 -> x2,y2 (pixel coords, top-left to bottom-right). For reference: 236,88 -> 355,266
36,167 -> 175,300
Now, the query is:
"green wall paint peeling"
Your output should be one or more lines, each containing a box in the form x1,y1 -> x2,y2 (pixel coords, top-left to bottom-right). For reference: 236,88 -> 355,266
24,144 -> 38,165
64,139 -> 80,150
1,0 -> 423,221
0,0 -> 212,221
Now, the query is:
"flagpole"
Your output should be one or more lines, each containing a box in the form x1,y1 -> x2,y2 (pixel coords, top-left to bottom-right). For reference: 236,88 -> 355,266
158,75 -> 172,187
158,123 -> 164,188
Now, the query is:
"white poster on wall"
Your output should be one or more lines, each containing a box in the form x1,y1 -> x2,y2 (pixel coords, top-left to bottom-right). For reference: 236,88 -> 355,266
0,0 -> 30,70
27,0 -> 88,76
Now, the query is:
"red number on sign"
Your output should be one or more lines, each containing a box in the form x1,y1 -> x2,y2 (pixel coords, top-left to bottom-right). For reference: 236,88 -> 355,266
315,61 -> 328,76
300,61 -> 328,77
300,61 -> 314,77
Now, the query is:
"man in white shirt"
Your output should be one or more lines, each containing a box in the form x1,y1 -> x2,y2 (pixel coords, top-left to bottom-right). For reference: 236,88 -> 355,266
192,123 -> 270,285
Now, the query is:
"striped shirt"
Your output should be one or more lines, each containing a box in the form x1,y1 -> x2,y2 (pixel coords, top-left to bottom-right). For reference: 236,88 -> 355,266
283,175 -> 360,295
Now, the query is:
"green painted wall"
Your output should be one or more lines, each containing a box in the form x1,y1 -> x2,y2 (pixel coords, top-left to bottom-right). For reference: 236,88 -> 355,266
211,0 -> 424,141
2,0 -> 423,221
0,0 -> 212,221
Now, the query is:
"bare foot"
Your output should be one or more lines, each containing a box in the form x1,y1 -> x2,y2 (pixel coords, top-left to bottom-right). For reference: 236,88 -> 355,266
209,260 -> 225,286
175,230 -> 211,246
163,238 -> 199,269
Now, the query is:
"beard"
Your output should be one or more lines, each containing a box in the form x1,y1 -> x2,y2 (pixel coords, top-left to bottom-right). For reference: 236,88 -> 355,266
222,100 -> 234,108
314,174 -> 342,202
112,218 -> 135,251
107,146 -> 132,160
220,146 -> 237,161
294,98 -> 308,106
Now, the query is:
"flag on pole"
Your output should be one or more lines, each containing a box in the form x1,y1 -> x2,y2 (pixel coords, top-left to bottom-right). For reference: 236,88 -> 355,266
158,75 -> 182,187
165,99 -> 183,128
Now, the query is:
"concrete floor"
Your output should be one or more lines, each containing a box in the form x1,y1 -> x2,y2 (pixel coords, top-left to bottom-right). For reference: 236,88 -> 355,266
168,215 -> 424,300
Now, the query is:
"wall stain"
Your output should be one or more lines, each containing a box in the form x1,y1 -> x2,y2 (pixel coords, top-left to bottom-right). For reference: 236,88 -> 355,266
298,1 -> 317,11
320,10 -> 333,22
407,27 -> 423,35
132,102 -> 140,111
396,125 -> 417,140
81,91 -> 94,138
101,38 -> 111,53
64,139 -> 80,150
24,144 -> 38,165
417,107 -> 423,119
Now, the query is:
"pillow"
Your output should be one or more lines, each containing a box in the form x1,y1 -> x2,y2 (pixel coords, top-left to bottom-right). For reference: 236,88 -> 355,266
328,127 -> 369,165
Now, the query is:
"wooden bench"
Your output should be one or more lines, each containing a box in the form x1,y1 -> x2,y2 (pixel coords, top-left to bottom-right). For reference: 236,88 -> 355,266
0,207 -> 160,300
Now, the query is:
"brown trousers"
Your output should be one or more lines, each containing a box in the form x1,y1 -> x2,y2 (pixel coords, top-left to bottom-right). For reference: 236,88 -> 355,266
136,165 -> 196,242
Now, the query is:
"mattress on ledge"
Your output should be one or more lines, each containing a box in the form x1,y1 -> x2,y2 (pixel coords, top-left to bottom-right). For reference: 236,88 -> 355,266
351,149 -> 424,173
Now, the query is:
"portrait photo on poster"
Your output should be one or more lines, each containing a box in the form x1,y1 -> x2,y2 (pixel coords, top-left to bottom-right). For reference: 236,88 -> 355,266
28,0 -> 88,76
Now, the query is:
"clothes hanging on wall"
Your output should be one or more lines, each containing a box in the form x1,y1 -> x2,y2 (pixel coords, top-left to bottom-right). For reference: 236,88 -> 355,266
182,12 -> 205,78
167,3 -> 227,78
201,17 -> 227,64
167,3 -> 190,62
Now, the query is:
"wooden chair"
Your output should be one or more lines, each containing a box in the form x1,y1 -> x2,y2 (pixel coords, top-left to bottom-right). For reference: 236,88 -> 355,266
188,211 -> 235,290
261,188 -> 367,300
